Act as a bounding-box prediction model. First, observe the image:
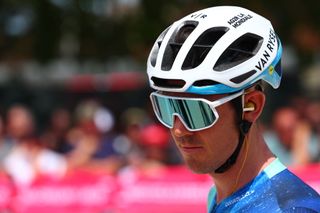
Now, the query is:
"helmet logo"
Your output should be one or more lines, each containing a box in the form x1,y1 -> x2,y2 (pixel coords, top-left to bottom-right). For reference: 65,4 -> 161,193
269,65 -> 274,75
255,29 -> 277,72
190,13 -> 207,19
227,13 -> 253,28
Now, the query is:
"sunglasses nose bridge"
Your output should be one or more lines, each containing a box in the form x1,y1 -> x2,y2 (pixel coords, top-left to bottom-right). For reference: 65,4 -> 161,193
172,114 -> 192,136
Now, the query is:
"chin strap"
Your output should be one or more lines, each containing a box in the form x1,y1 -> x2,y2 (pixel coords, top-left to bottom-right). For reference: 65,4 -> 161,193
214,120 -> 252,173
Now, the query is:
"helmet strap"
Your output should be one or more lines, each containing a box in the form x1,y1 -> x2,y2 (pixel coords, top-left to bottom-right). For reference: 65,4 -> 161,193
214,120 -> 252,173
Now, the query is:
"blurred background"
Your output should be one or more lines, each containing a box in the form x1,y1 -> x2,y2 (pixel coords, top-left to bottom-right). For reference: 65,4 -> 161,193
0,0 -> 319,212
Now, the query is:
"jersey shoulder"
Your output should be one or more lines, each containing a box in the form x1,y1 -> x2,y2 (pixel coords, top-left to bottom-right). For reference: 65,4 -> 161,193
207,159 -> 320,213
268,168 -> 320,211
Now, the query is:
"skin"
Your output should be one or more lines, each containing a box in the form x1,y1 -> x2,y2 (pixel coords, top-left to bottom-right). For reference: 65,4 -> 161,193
165,89 -> 275,203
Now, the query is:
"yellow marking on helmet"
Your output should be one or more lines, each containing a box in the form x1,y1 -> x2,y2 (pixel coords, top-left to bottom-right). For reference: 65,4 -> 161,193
269,65 -> 274,75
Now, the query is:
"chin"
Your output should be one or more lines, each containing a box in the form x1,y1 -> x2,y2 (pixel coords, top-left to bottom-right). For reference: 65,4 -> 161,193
184,159 -> 213,174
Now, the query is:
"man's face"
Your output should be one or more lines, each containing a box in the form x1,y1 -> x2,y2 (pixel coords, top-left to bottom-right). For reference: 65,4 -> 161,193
164,92 -> 240,174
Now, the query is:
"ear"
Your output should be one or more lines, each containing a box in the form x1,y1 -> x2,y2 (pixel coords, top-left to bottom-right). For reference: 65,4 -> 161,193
242,90 -> 266,123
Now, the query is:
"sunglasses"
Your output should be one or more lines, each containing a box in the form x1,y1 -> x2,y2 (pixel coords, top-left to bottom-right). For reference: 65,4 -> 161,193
150,90 -> 244,131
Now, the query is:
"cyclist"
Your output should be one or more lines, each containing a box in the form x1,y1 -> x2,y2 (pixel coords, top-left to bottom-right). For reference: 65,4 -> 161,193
146,6 -> 320,212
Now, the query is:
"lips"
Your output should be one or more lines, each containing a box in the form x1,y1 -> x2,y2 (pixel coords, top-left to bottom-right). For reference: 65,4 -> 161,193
175,136 -> 204,154
180,145 -> 204,154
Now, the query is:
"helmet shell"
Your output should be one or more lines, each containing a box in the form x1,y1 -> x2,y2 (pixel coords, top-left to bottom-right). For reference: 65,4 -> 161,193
147,6 -> 282,94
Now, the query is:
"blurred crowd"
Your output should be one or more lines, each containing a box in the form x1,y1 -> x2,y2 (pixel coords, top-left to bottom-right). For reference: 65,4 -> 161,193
0,95 -> 320,186
0,99 -> 182,186
264,96 -> 320,166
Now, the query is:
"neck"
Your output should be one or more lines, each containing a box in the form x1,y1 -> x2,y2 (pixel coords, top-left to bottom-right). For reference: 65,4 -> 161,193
209,123 -> 275,203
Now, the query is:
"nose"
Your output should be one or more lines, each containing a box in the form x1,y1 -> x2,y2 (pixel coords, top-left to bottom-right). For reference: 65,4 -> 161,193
172,116 -> 193,137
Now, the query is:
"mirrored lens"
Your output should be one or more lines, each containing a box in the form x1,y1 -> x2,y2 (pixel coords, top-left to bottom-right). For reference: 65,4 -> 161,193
151,94 -> 217,130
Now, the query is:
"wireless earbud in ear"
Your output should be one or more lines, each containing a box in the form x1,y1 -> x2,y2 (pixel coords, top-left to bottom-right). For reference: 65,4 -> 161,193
243,102 -> 255,112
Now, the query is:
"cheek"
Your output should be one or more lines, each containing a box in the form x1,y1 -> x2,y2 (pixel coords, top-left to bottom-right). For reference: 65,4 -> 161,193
217,103 -> 239,129
203,106 -> 239,148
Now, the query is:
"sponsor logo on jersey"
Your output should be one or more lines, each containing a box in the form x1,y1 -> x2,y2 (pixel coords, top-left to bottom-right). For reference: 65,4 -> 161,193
224,190 -> 255,207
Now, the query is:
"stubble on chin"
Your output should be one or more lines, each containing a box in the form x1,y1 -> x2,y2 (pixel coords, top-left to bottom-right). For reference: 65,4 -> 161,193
174,136 -> 209,173
181,153 -> 215,174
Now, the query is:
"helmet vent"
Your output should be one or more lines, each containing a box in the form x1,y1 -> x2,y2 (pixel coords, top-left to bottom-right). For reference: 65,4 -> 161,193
151,77 -> 185,89
214,33 -> 263,71
161,21 -> 198,71
182,27 -> 229,70
150,26 -> 171,67
230,70 -> 257,84
193,80 -> 219,87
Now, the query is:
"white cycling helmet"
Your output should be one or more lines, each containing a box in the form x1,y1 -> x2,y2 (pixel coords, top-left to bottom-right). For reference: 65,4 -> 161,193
147,6 -> 282,94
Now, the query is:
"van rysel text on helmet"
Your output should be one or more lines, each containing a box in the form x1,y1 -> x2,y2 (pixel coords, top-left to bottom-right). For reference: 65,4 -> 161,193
255,29 -> 276,72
